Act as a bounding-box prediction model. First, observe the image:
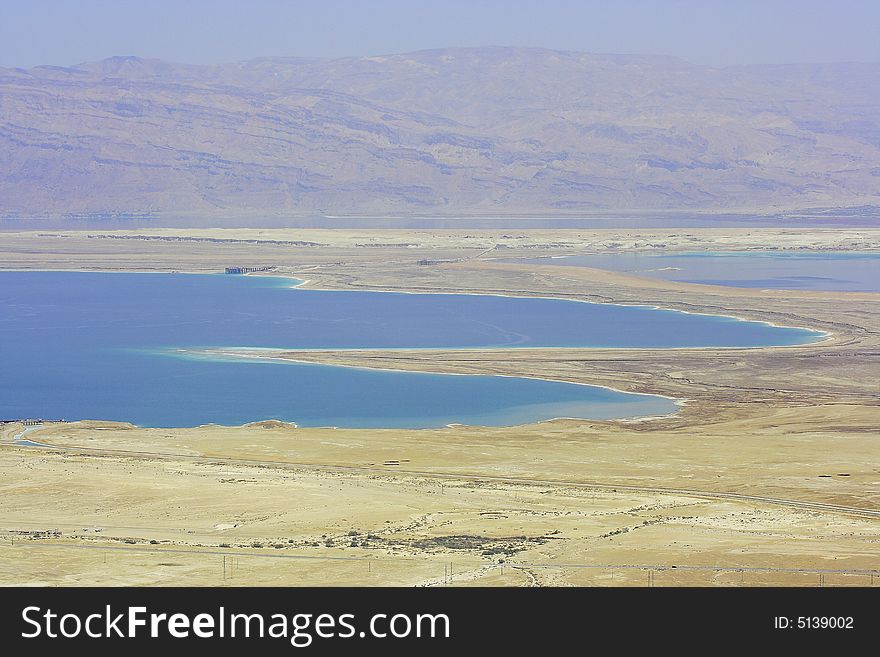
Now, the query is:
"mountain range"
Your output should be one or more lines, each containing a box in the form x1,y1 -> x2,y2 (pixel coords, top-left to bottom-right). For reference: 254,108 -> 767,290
2,47 -> 879,218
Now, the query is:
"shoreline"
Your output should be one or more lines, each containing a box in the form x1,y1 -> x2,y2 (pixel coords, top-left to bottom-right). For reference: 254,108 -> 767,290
0,264 -> 839,430
167,346 -> 687,420
1,267 -> 832,346
1,227 -> 878,586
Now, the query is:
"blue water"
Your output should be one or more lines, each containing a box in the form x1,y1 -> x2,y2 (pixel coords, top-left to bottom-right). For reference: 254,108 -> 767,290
510,251 -> 880,292
0,272 -> 821,428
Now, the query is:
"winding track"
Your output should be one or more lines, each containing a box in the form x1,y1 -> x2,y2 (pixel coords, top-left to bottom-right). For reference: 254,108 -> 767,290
8,542 -> 879,580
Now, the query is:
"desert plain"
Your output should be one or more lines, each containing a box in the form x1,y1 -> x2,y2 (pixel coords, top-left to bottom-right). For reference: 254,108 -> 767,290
0,225 -> 878,586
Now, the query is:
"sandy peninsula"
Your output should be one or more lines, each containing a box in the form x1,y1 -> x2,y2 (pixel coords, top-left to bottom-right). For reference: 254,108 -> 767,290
0,226 -> 878,586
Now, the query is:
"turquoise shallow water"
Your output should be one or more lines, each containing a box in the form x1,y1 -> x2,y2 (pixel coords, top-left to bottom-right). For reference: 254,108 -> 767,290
509,251 -> 880,292
0,272 -> 821,428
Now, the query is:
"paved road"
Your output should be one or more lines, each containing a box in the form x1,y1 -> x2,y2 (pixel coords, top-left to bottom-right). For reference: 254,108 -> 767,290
10,424 -> 44,443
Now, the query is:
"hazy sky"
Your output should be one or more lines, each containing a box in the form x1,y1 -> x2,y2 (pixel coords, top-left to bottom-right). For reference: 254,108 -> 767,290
1,0 -> 878,68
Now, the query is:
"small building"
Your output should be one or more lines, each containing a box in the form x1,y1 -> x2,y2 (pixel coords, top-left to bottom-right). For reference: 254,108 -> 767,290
225,266 -> 275,275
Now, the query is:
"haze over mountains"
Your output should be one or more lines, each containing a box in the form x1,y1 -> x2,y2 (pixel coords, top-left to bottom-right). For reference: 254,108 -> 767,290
1,47 -> 879,219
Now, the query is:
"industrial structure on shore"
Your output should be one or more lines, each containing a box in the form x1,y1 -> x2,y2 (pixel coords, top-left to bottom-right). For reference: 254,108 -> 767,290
224,266 -> 276,275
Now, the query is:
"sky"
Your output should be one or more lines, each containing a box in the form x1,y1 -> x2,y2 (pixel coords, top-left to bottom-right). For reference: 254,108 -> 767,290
1,0 -> 879,69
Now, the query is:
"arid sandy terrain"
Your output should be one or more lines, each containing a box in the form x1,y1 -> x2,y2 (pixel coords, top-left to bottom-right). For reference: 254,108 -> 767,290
0,227 -> 878,586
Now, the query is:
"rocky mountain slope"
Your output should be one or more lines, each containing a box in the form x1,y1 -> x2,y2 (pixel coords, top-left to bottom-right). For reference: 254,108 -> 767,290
1,47 -> 878,217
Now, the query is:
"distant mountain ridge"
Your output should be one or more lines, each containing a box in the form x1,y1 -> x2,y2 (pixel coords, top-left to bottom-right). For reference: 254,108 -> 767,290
1,47 -> 878,218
